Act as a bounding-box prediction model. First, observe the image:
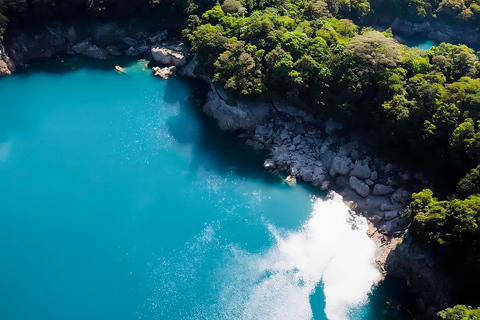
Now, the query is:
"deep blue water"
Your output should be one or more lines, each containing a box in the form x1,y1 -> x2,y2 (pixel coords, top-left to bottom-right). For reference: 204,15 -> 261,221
0,57 -> 388,320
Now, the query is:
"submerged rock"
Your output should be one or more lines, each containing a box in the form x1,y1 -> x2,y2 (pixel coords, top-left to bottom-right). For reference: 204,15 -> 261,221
285,175 -> 297,186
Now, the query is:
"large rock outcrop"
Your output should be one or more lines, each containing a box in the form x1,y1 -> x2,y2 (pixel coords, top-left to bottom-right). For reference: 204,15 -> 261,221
151,41 -> 188,67
0,43 -> 15,76
386,235 -> 451,317
202,84 -> 271,131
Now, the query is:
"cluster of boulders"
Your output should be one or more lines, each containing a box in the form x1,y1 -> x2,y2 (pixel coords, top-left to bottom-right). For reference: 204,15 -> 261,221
245,110 -> 428,234
177,55 -> 431,236
0,23 -> 188,78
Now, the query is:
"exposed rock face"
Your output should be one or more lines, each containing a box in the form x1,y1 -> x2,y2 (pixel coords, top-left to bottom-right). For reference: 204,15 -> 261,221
82,45 -> 108,60
6,24 -> 69,67
386,235 -> 451,318
390,17 -> 480,45
152,66 -> 176,79
0,43 -> 15,76
2,23 -> 175,72
202,84 -> 271,131
151,41 -> 188,67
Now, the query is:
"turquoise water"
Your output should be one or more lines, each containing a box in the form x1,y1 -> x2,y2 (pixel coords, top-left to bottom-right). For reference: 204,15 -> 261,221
402,36 -> 438,50
0,57 -> 387,320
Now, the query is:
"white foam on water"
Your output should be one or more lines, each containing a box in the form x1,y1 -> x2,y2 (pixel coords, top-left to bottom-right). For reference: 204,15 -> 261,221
208,191 -> 380,320
145,192 -> 380,320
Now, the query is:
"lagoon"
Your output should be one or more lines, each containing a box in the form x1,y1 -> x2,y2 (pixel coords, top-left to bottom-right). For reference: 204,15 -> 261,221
0,57 -> 389,320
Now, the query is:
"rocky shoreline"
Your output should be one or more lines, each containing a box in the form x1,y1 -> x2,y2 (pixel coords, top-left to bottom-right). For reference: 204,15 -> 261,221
182,56 -> 430,270
0,23 -> 444,317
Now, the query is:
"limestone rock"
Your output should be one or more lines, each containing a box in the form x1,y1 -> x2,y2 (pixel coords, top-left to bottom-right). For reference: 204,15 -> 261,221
349,176 -> 371,198
82,45 -> 108,60
286,175 -> 297,186
373,184 -> 395,196
370,171 -> 378,181
153,66 -> 176,79
0,43 -> 15,76
151,41 -> 187,67
350,159 -> 372,179
202,88 -> 270,131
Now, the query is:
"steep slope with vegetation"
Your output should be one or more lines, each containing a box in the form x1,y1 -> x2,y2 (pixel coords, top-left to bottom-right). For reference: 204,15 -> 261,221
2,0 -> 480,318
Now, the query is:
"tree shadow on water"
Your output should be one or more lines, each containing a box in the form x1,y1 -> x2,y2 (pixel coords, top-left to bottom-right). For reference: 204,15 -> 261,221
162,77 -> 308,188
14,54 -> 145,76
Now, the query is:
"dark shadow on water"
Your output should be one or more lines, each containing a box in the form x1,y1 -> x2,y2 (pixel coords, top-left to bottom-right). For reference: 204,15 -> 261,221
162,76 -> 325,195
13,54 -> 146,76
366,276 -> 418,320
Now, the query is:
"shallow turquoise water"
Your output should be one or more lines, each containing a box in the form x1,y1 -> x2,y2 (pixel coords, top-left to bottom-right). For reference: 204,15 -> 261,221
0,58 -> 386,320
402,36 -> 438,51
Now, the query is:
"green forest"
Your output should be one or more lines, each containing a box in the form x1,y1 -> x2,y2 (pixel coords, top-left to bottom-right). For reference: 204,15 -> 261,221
2,0 -> 480,317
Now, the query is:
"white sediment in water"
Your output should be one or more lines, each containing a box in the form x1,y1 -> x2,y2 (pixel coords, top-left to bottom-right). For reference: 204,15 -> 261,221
146,191 -> 380,320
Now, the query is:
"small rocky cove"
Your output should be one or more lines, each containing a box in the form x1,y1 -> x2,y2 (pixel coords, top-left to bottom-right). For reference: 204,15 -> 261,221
0,22 -> 447,317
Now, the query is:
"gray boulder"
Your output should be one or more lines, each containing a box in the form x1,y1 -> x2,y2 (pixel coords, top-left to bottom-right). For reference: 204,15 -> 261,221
125,46 -> 138,56
105,45 -> 121,56
373,184 -> 395,196
72,39 -> 91,54
384,210 -> 400,221
392,188 -> 410,203
82,45 -> 108,60
350,159 -> 372,179
349,176 -> 371,197
122,37 -> 138,47
149,30 -> 168,43
330,156 -> 353,176
136,43 -> 150,54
